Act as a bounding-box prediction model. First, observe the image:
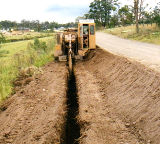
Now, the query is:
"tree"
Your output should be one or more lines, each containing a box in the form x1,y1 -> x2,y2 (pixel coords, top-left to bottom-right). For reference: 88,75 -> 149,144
118,5 -> 133,26
0,23 -> 5,44
75,16 -> 85,23
110,14 -> 119,27
88,0 -> 103,26
153,2 -> 160,26
0,33 -> 6,44
0,20 -> 17,30
88,0 -> 119,27
139,11 -> 154,25
134,0 -> 139,33
134,0 -> 148,33
0,20 -> 78,32
101,0 -> 119,27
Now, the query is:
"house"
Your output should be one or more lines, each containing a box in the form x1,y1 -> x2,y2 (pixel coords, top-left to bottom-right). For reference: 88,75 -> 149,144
12,31 -> 23,35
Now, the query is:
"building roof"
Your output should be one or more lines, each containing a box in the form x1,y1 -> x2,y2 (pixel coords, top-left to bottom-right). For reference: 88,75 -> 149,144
79,19 -> 94,24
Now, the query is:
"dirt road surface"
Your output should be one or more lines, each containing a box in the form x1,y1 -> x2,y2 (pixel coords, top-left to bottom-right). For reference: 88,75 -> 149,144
0,62 -> 67,144
96,32 -> 160,71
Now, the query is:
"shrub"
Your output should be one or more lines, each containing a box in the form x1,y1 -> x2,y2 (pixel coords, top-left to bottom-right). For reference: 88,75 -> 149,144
33,38 -> 47,53
0,33 -> 6,44
40,41 -> 47,52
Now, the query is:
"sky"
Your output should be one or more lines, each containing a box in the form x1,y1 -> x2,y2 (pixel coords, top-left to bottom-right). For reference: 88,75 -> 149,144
0,0 -> 158,24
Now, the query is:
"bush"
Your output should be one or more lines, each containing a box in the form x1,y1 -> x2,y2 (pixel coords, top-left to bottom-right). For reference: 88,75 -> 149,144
40,41 -> 47,52
33,38 -> 47,52
154,3 -> 160,27
0,33 -> 6,44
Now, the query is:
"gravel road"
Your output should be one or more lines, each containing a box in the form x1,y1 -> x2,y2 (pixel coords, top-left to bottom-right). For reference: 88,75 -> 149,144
96,32 -> 160,71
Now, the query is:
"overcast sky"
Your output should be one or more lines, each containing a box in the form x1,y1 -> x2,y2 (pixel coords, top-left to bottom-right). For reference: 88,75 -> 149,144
0,0 -> 158,24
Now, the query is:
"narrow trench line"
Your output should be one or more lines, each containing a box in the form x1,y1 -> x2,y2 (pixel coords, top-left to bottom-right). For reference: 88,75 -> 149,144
61,61 -> 80,144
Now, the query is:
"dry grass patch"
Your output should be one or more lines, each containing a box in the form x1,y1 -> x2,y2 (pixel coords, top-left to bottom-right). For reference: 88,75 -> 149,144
103,24 -> 160,45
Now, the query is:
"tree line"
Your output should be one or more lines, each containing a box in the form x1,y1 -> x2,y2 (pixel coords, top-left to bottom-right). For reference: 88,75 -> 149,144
0,0 -> 160,34
0,20 -> 77,32
82,0 -> 160,31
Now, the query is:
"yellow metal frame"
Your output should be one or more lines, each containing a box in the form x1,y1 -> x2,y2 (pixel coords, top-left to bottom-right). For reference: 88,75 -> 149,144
78,23 -> 96,50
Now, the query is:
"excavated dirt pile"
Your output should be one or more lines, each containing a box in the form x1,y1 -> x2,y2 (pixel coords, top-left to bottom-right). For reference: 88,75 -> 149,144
0,62 -> 67,144
75,48 -> 160,144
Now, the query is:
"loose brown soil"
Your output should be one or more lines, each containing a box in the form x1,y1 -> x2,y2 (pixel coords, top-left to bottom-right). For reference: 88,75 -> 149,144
75,48 -> 160,144
0,62 -> 67,144
75,65 -> 140,144
1,47 -> 160,144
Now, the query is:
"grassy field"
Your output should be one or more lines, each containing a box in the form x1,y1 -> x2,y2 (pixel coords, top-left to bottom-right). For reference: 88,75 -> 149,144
103,24 -> 160,45
0,35 -> 55,102
5,32 -> 53,42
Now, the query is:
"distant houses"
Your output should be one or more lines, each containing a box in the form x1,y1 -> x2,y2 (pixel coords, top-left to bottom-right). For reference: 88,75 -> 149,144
0,29 -> 11,35
54,27 -> 65,32
0,28 -> 35,36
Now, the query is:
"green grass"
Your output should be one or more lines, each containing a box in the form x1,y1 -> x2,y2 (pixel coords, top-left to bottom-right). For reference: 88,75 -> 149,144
103,24 -> 160,45
5,32 -> 53,42
0,36 -> 54,60
0,36 -> 55,102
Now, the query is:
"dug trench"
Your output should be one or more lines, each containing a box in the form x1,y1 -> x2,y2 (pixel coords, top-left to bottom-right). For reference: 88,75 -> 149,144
61,66 -> 80,144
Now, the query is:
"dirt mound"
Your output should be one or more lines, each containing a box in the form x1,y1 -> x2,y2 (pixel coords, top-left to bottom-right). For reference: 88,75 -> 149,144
13,66 -> 42,89
0,62 -> 67,144
75,65 -> 140,144
76,48 -> 160,144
